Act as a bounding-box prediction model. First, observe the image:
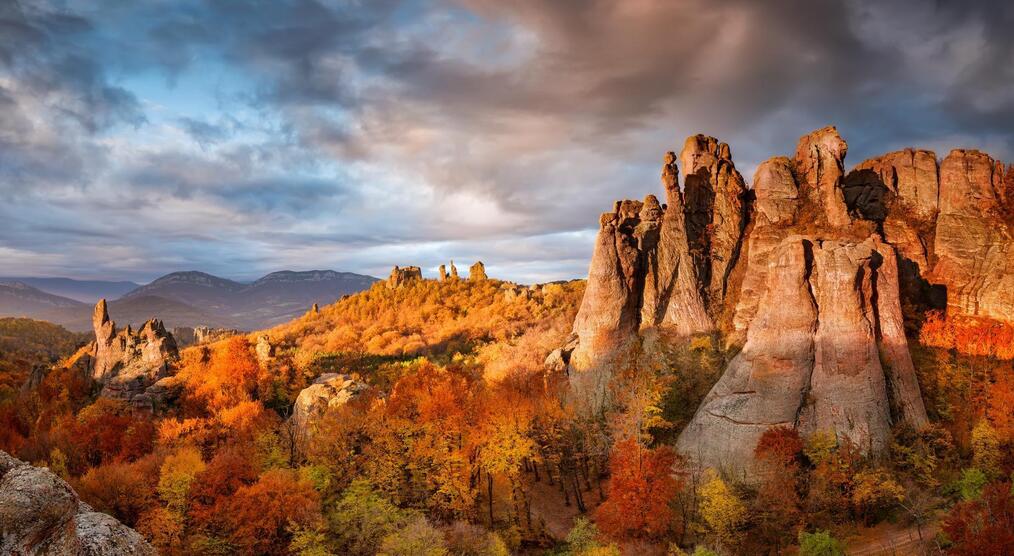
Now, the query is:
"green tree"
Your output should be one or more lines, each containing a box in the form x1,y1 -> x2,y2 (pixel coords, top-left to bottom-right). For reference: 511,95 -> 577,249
327,480 -> 415,556
798,529 -> 845,556
956,468 -> 988,501
564,517 -> 620,555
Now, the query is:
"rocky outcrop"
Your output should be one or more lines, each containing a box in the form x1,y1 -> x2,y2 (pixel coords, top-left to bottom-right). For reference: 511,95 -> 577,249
450,261 -> 459,280
292,373 -> 368,437
569,146 -> 726,372
0,450 -> 155,555
794,126 -> 851,229
172,325 -> 239,347
680,135 -> 748,309
387,266 -> 423,288
677,236 -> 926,479
678,127 -> 933,477
565,123 -> 1014,476
89,300 -> 179,408
855,148 -> 939,219
569,200 -> 647,372
439,264 -> 448,282
931,149 -> 1014,322
469,261 -> 488,281
731,157 -> 800,342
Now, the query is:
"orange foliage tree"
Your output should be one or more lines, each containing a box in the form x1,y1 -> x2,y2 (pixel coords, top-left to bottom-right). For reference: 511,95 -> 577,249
215,468 -> 321,555
920,311 -> 1014,359
595,437 -> 681,540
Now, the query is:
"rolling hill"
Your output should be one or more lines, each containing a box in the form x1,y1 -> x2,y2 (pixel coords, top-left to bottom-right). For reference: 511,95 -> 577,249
0,277 -> 139,303
0,270 -> 379,331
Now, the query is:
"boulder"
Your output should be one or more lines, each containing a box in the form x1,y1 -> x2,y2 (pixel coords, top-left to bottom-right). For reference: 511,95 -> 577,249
256,335 -> 275,364
292,373 -> 368,437
0,451 -> 154,555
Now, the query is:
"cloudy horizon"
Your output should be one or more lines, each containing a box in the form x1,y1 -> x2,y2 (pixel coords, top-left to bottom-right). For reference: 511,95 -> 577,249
2,0 -> 1012,284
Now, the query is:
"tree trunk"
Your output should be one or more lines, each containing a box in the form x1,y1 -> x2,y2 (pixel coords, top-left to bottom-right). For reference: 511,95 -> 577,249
487,472 -> 495,526
572,472 -> 586,512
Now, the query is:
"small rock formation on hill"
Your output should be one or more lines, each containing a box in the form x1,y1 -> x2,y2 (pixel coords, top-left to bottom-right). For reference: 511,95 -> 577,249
450,261 -> 459,280
439,264 -> 448,281
89,299 -> 179,408
0,450 -> 155,555
172,325 -> 239,347
387,265 -> 423,288
256,334 -> 275,365
469,261 -> 488,281
292,373 -> 368,438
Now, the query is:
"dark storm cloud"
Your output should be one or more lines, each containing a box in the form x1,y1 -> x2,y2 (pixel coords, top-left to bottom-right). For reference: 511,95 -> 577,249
0,0 -> 1012,282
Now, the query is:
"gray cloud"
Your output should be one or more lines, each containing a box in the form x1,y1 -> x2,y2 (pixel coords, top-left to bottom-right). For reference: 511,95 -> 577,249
0,0 -> 1012,283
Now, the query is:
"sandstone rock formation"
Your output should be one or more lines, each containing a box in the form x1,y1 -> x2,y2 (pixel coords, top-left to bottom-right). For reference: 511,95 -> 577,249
172,325 -> 239,347
676,127 -> 932,477
292,373 -> 368,437
388,265 -> 423,288
469,261 -> 488,281
677,235 -> 927,480
563,122 -> 1014,476
89,299 -> 179,408
0,450 -> 155,555
568,148 -> 719,372
855,148 -> 939,219
931,149 -> 1014,322
450,261 -> 459,280
439,264 -> 447,282
794,126 -> 851,228
569,199 -> 652,372
564,125 -> 943,476
680,135 -> 748,309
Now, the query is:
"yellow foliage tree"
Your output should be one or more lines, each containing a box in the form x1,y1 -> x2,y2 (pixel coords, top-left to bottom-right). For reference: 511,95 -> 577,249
698,472 -> 746,548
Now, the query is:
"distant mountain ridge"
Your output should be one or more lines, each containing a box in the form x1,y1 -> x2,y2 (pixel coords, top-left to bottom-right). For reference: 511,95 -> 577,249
0,270 -> 379,332
0,277 -> 139,303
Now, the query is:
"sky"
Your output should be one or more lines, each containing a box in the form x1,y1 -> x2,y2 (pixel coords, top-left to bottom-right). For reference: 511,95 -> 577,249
1,0 -> 1013,284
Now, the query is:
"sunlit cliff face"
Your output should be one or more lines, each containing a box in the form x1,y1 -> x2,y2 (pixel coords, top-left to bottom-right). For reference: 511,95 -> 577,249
1,0 -> 1013,283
